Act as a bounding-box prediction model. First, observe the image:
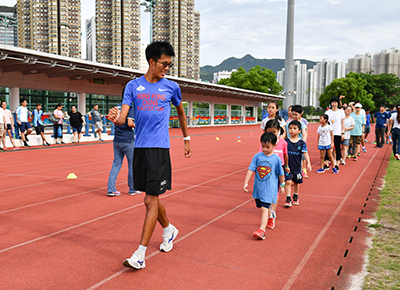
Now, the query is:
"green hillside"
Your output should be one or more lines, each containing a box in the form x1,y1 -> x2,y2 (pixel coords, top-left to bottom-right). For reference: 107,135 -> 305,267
200,54 -> 317,82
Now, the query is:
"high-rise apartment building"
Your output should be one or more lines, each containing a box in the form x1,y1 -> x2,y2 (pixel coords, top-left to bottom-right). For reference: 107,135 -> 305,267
347,53 -> 373,74
86,16 -> 96,61
0,6 -> 18,46
373,48 -> 400,76
276,61 -> 308,107
152,0 -> 200,79
16,0 -> 81,58
95,0 -> 141,69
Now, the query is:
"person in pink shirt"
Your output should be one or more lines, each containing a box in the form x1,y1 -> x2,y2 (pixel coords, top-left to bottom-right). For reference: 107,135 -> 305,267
1,101 -> 19,150
259,119 -> 289,229
53,103 -> 66,144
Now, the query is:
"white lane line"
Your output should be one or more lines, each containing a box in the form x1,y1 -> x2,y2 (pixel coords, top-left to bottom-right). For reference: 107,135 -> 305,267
86,198 -> 253,290
0,168 -> 246,254
281,149 -> 379,290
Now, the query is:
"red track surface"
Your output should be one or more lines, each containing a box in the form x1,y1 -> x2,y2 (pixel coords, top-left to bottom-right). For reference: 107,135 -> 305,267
0,124 -> 390,289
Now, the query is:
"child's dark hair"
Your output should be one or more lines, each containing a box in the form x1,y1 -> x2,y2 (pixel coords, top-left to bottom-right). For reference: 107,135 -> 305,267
288,120 -> 302,130
260,132 -> 277,145
267,100 -> 283,121
146,41 -> 175,63
291,105 -> 303,114
265,119 -> 284,135
320,113 -> 330,125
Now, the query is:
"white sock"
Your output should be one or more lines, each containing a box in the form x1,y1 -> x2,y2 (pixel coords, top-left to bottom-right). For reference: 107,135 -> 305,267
163,224 -> 172,235
270,211 -> 276,218
137,245 -> 147,257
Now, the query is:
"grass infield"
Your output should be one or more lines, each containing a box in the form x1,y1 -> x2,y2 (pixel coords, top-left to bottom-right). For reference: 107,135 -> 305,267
363,155 -> 400,289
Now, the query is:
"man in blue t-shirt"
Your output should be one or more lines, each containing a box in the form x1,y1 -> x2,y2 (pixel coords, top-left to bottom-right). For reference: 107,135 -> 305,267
374,105 -> 390,148
108,41 -> 192,270
107,102 -> 142,197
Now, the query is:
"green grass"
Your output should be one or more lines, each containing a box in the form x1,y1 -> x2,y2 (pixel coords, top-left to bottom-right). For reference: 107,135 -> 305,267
363,156 -> 400,290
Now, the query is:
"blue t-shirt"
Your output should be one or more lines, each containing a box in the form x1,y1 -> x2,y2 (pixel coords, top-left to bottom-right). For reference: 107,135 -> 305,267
32,109 -> 43,126
365,113 -> 371,126
350,112 -> 366,136
374,111 -> 390,128
114,103 -> 135,143
248,153 -> 283,204
286,120 -> 307,140
122,76 -> 182,148
286,139 -> 308,172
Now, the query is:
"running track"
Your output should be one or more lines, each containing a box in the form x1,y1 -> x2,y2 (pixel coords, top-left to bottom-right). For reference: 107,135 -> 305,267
0,124 -> 390,289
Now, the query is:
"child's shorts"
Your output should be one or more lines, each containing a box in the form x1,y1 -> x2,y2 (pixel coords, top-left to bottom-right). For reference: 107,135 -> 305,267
342,139 -> 350,146
255,199 -> 271,209
350,135 -> 362,145
286,170 -> 303,184
318,145 -> 331,150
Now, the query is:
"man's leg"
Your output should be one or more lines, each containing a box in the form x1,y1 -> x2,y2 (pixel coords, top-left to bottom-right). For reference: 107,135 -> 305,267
140,195 -> 164,247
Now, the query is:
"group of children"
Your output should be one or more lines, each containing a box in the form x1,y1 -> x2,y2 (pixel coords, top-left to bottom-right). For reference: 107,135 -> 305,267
243,97 -> 398,240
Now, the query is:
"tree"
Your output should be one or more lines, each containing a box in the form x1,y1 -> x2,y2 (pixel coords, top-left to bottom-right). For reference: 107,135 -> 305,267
358,72 -> 400,107
218,66 -> 283,94
319,72 -> 375,110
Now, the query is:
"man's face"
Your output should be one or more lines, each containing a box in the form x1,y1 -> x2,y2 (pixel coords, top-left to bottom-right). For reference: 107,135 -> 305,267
94,105 -> 98,110
380,106 -> 385,112
72,106 -> 76,112
22,100 -> 27,107
151,54 -> 172,80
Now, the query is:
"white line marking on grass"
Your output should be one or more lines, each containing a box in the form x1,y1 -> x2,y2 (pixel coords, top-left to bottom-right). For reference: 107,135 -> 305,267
282,149 -> 379,290
86,198 -> 253,290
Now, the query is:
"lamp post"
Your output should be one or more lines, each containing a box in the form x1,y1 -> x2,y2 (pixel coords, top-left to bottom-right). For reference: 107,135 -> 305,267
140,0 -> 157,43
0,15 -> 17,46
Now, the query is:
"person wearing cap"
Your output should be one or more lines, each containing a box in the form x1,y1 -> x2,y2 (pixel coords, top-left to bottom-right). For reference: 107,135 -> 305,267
349,103 -> 366,160
354,100 -> 367,153
373,105 -> 390,148
324,97 -> 345,171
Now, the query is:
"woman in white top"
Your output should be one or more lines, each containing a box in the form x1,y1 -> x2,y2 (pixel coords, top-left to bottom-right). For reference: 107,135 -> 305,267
0,101 -> 19,150
388,104 -> 400,160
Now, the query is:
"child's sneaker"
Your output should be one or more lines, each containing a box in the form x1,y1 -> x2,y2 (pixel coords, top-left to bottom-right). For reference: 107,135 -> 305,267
372,141 -> 376,145
123,250 -> 145,269
362,147 -> 367,153
160,224 -> 179,252
347,154 -> 352,159
292,194 -> 299,205
302,169 -> 309,178
284,196 -> 292,208
341,160 -> 346,165
353,156 -> 358,161
332,167 -> 339,174
2,147 -> 7,151
357,153 -> 361,156
253,228 -> 265,240
107,191 -> 121,197
13,146 -> 20,150
365,139 -> 369,142
316,168 -> 325,173
267,217 -> 275,229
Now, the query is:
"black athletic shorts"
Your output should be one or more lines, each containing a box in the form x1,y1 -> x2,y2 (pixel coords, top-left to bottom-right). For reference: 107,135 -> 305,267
35,125 -> 44,135
133,148 -> 172,196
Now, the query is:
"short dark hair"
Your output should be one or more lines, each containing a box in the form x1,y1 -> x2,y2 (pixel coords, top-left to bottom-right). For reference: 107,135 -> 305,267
260,132 -> 277,145
330,97 -> 340,105
146,41 -> 175,63
291,105 -> 303,114
20,98 -> 27,103
36,103 -> 41,107
56,103 -> 62,108
288,120 -> 302,130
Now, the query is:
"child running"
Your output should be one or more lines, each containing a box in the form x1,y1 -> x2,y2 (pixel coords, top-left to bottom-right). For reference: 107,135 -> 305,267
244,132 -> 285,240
316,114 -> 337,174
284,120 -> 312,207
262,119 -> 289,229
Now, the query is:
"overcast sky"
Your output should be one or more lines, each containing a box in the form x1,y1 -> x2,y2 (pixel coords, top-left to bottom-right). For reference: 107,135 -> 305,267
3,0 -> 400,66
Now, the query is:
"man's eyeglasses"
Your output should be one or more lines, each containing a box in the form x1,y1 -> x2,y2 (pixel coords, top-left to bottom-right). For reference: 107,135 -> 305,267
156,61 -> 174,68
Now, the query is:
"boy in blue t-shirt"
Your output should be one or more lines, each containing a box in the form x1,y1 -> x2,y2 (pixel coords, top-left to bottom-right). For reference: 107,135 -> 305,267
108,41 -> 193,270
284,120 -> 312,207
244,132 -> 285,240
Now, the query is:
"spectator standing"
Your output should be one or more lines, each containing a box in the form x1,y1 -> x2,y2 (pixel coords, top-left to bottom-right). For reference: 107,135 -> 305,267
53,103 -> 66,144
388,104 -> 400,159
16,99 -> 33,147
68,105 -> 85,143
349,103 -> 366,160
0,101 -> 19,150
364,109 -> 371,142
373,105 -> 390,148
341,106 -> 355,164
32,103 -> 50,146
107,102 -> 142,197
88,105 -> 104,141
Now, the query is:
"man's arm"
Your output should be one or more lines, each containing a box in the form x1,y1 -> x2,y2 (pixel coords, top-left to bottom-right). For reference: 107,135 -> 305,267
176,102 -> 192,158
108,104 -> 130,125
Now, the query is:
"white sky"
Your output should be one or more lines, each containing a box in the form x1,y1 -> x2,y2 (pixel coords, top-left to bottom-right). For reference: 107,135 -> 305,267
3,0 -> 400,66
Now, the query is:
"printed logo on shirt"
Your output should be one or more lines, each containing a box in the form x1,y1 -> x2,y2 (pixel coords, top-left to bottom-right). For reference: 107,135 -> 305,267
137,85 -> 145,91
257,165 -> 271,180
158,88 -> 168,92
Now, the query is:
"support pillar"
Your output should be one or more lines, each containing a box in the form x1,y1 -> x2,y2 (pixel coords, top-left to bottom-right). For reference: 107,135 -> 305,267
210,103 -> 214,126
9,87 -> 20,112
253,106 -> 257,123
227,104 -> 232,125
187,101 -> 193,127
241,105 -> 245,124
78,92 -> 86,114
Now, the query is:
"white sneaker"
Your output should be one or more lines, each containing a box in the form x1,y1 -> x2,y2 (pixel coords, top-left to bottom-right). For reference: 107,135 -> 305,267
123,250 -> 145,269
128,190 -> 142,196
160,225 -> 179,252
341,160 -> 346,165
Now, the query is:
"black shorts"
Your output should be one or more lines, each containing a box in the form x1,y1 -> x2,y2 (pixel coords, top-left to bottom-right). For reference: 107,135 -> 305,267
6,124 -> 12,130
133,148 -> 172,196
286,170 -> 303,184
35,125 -> 44,135
255,199 -> 271,209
